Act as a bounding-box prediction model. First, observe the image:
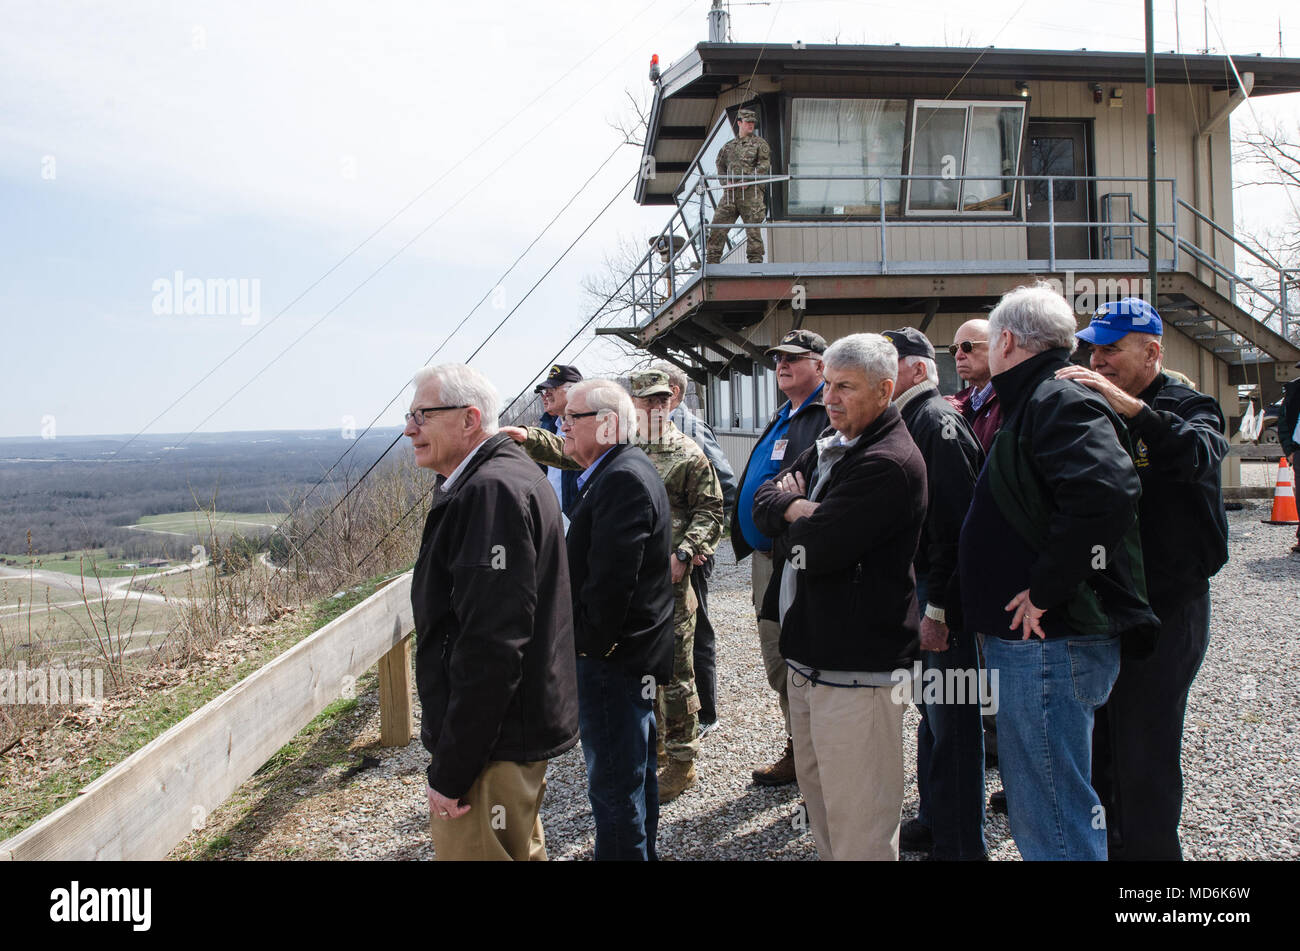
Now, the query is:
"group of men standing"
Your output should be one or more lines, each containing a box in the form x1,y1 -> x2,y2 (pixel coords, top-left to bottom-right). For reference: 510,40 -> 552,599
406,280 -> 1229,862
407,359 -> 732,860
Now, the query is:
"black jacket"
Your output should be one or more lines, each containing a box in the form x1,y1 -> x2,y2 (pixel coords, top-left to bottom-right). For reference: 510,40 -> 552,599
412,433 -> 579,799
958,349 -> 1159,652
752,406 -> 927,672
564,443 -> 675,684
896,386 -> 984,614
1279,376 -> 1300,457
1127,372 -> 1229,614
731,387 -> 828,561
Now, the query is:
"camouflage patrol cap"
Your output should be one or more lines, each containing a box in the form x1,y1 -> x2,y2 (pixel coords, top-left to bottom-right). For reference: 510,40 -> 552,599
629,369 -> 674,398
737,108 -> 758,123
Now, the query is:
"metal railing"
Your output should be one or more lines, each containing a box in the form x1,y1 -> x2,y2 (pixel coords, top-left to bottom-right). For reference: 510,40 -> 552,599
626,172 -> 1186,329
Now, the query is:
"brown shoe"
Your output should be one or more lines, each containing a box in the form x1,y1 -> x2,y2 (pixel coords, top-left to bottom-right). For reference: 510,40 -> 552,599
752,738 -> 797,787
657,760 -> 697,803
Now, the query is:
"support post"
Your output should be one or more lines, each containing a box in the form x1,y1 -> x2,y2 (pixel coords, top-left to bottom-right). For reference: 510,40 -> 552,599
378,635 -> 413,747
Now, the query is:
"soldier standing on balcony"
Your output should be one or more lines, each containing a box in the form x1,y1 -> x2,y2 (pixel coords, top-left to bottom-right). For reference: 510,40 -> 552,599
705,107 -> 771,264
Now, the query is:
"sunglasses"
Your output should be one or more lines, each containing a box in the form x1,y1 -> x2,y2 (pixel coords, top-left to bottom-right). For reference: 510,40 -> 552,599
947,340 -> 988,356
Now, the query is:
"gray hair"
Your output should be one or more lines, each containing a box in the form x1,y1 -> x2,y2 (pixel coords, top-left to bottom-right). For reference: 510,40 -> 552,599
651,360 -> 687,397
822,333 -> 898,383
412,364 -> 500,434
903,355 -> 940,387
988,282 -> 1079,355
570,378 -> 637,440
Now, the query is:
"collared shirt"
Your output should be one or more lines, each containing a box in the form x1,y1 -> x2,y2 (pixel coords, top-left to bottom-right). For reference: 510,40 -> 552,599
440,437 -> 490,490
778,429 -> 861,625
737,382 -> 825,553
970,380 -> 994,413
576,446 -> 616,492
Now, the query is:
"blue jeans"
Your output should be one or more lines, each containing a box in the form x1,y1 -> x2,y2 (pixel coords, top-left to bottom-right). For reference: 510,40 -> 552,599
576,656 -> 659,861
914,578 -> 986,859
982,632 -> 1120,861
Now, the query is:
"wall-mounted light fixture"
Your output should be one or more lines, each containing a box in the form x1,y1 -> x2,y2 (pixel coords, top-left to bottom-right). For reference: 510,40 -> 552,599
1015,81 -> 1030,98
1109,87 -> 1124,108
1090,82 -> 1103,104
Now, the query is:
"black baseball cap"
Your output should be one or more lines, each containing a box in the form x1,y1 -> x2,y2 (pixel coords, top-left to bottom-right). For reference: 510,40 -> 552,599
534,364 -> 583,393
882,327 -> 935,360
766,329 -> 827,357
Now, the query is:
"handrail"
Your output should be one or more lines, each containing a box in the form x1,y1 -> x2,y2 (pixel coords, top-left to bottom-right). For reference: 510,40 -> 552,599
625,170 -> 1295,347
0,575 -> 416,860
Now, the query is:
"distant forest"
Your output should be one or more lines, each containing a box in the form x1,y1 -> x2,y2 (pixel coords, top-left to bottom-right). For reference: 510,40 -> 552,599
0,429 -> 412,558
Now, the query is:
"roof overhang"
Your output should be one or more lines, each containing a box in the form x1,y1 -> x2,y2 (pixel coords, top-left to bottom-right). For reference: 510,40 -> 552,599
635,42 -> 1300,205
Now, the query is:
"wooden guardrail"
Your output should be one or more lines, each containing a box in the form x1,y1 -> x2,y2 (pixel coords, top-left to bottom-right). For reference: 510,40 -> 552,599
0,573 -> 415,861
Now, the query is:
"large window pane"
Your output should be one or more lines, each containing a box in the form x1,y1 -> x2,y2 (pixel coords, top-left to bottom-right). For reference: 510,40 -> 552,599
909,105 -> 967,211
962,105 -> 1024,212
789,98 -> 906,215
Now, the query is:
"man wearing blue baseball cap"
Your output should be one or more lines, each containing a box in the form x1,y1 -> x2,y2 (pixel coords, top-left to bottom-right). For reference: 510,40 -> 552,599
1056,297 -> 1229,861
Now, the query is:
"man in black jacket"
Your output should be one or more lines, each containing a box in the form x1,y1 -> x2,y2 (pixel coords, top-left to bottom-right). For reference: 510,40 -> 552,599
733,328 -> 827,786
958,284 -> 1158,861
1280,369 -> 1300,553
1058,298 -> 1229,860
551,378 -> 674,860
884,328 -> 987,861
406,364 -> 578,861
753,332 -> 926,860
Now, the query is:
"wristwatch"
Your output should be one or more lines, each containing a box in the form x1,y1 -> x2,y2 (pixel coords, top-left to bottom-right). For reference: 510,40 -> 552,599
674,549 -> 691,563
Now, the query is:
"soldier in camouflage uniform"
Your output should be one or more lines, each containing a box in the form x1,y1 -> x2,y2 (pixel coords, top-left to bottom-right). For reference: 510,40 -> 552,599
705,107 -> 772,264
510,371 -> 724,803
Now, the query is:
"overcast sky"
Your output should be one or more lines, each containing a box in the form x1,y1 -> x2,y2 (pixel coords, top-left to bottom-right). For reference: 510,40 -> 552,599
2,0 -> 1297,438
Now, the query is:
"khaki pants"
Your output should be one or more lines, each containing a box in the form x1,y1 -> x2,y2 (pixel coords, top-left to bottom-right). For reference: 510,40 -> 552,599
788,669 -> 905,860
428,760 -> 549,861
751,551 -> 790,736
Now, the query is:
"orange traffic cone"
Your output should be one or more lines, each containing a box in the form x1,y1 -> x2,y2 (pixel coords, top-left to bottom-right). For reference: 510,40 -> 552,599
1262,457 -> 1299,525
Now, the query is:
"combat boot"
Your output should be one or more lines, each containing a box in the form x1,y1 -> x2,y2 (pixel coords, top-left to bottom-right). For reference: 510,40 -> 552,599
657,760 -> 697,803
752,737 -> 797,787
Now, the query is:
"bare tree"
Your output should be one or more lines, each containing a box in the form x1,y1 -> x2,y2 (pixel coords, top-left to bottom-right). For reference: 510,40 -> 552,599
608,88 -> 652,148
1233,119 -> 1300,344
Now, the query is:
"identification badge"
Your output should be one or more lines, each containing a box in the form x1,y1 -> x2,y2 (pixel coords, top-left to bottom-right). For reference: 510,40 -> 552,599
771,439 -> 788,461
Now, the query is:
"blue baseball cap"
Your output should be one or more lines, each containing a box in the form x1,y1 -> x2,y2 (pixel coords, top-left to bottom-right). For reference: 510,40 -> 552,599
1076,298 -> 1163,345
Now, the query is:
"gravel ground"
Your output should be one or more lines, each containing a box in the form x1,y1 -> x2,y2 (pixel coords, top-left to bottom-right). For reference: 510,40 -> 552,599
180,501 -> 1300,861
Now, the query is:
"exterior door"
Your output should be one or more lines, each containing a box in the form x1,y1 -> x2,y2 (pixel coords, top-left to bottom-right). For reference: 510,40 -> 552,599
1026,121 -> 1091,261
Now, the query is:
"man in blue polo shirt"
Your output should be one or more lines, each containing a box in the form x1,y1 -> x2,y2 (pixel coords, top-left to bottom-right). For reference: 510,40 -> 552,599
731,329 -> 828,786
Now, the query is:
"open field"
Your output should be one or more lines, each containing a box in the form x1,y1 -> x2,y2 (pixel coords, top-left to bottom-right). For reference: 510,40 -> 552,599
126,511 -> 285,538
0,549 -> 142,578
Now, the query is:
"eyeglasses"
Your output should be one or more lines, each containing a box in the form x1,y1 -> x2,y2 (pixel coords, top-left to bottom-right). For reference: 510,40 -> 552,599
561,410 -> 600,425
947,340 -> 988,356
404,405 -> 468,426
773,353 -> 814,365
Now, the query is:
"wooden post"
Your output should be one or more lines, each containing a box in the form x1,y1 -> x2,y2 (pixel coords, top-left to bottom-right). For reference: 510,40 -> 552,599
377,634 -> 413,747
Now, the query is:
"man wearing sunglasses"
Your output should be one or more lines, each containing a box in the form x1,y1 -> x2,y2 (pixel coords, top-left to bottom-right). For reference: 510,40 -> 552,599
947,319 -> 1003,454
733,328 -> 828,787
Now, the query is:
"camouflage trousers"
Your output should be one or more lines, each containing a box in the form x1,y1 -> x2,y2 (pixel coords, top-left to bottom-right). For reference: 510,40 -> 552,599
705,191 -> 766,263
656,576 -> 700,763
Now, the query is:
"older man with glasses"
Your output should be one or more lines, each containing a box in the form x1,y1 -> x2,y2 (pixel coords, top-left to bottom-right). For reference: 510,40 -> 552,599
947,318 -> 1002,454
405,364 -> 578,861
732,329 -> 828,787
533,364 -> 583,515
503,380 -> 677,859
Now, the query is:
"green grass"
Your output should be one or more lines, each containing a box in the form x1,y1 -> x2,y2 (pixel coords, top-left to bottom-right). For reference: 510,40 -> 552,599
0,549 -> 143,578
127,510 -> 285,537
0,570 -> 400,843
